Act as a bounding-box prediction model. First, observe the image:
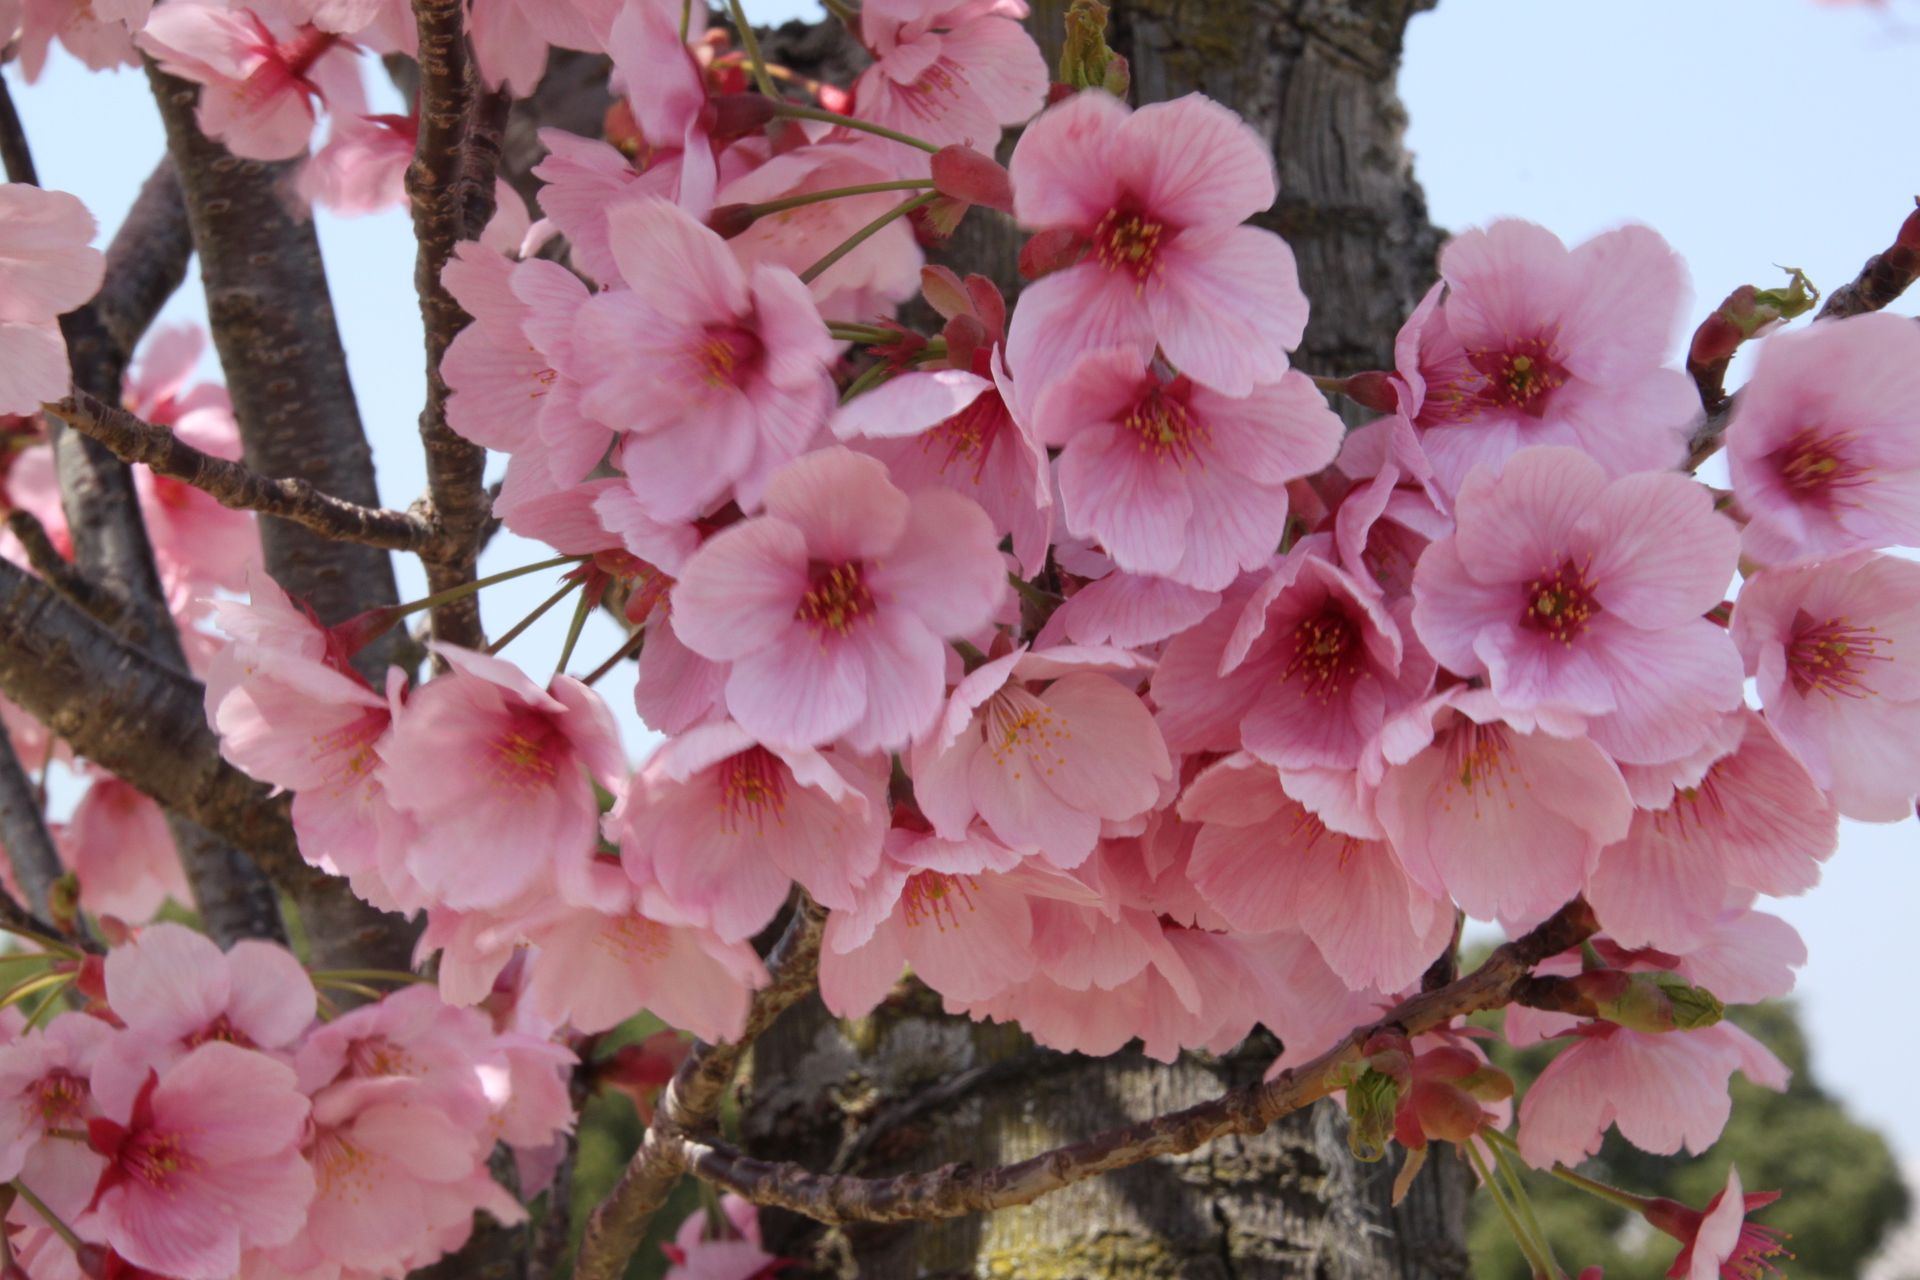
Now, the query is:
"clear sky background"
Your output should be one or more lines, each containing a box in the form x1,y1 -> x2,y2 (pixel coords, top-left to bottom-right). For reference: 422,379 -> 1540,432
8,0 -> 1917,1172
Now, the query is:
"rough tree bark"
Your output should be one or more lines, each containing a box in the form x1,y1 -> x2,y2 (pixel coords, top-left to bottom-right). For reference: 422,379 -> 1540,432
746,4 -> 1455,1279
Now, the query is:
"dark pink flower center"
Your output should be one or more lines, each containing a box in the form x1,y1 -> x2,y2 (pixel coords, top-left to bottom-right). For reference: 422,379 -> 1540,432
1122,381 -> 1206,466
1770,428 -> 1864,509
926,386 -> 1007,481
1093,207 -> 1168,282
692,325 -> 764,390
718,747 -> 788,835
1520,560 -> 1601,645
1787,608 -> 1889,698
1281,604 -> 1365,703
1444,721 -> 1522,801
900,871 -> 977,930
1720,1223 -> 1794,1280
184,1014 -> 257,1050
488,710 -> 566,791
1466,336 -> 1569,418
795,560 -> 876,637
35,1071 -> 86,1126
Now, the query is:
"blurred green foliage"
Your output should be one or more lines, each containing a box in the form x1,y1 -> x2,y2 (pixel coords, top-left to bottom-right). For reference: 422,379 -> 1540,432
1469,1001 -> 1909,1280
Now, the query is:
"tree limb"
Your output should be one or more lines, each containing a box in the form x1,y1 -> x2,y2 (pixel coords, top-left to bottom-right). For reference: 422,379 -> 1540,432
92,159 -> 191,359
1817,198 -> 1920,320
44,392 -> 440,553
0,72 -> 38,185
597,899 -> 1598,1237
2,510 -> 124,629
0,725 -> 63,919
408,0 -> 507,650
573,895 -> 830,1280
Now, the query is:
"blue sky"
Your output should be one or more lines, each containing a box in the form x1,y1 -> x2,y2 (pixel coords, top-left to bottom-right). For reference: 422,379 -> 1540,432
10,0 -> 1917,1165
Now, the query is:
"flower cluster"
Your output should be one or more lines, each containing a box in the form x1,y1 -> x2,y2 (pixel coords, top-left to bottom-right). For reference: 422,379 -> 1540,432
0,923 -> 570,1280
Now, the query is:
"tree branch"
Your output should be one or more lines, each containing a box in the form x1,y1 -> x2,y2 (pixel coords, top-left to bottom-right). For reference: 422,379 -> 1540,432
0,725 -> 63,919
2,510 -> 124,629
573,896 -> 830,1280
1817,198 -> 1920,320
0,72 -> 39,185
625,899 -> 1599,1231
44,392 -> 440,553
408,0 -> 507,650
92,159 -> 191,358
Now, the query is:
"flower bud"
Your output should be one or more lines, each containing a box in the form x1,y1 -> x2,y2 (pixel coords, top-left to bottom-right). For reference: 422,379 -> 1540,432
920,265 -> 974,321
1338,370 -> 1401,414
1590,971 -> 1725,1034
1059,0 -> 1122,94
708,92 -> 779,146
931,145 -> 1015,215
707,203 -> 759,239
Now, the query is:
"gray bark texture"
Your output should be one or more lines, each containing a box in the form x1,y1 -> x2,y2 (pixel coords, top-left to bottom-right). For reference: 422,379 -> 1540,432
747,4 -> 1458,1278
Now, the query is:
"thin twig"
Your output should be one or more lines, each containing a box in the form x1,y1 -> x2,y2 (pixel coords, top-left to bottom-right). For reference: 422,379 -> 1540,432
45,391 -> 439,553
3,511 -> 123,628
0,72 -> 39,185
0,727 -> 65,920
1818,198 -> 1920,320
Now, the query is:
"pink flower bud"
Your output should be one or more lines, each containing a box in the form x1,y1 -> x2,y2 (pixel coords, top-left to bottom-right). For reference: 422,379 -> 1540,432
1340,370 -> 1401,414
708,93 -> 778,146
707,203 -> 759,239
931,145 -> 1016,214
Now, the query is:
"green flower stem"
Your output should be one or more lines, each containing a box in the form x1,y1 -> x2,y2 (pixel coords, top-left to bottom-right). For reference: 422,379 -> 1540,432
747,179 -> 934,219
802,191 -> 941,285
308,968 -> 432,985
485,578 -> 583,657
1491,1138 -> 1566,1279
13,1181 -> 82,1255
1468,1141 -> 1559,1280
396,554 -> 586,622
583,627 -> 648,688
556,580 -> 597,675
770,102 -> 941,154
726,0 -> 780,99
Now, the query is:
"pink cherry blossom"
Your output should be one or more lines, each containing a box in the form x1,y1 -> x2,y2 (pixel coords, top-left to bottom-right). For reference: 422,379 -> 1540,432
610,719 -> 887,940
1586,709 -> 1837,952
467,0 -> 617,99
853,0 -> 1046,173
295,984 -> 494,1127
0,1012 -> 112,1223
1153,545 -> 1433,771
1725,312 -> 1920,566
92,922 -> 317,1115
0,183 -> 104,414
16,0 -> 139,83
1731,551 -> 1920,820
819,827 -> 1101,1019
86,1042 -> 315,1280
661,1191 -> 786,1280
910,644 -> 1169,868
298,104 -> 415,216
1031,350 -> 1342,589
530,126 -> 687,289
60,769 -> 190,924
1410,446 -> 1744,765
137,8 -> 358,161
1390,220 -> 1698,494
379,644 -> 625,911
205,571 -> 414,910
1181,754 -> 1451,992
836,272 -> 1054,576
1329,414 -> 1450,603
1515,1019 -> 1787,1169
1042,569 -> 1221,649
567,199 -> 836,522
1004,91 -> 1308,400
671,447 -> 1006,751
1655,1166 -> 1792,1280
1375,688 -> 1633,928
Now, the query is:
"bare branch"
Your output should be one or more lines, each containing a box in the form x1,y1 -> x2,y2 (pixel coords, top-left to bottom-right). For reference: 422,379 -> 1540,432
0,726 -> 63,919
0,71 -> 38,185
635,899 -> 1599,1231
1818,198 -> 1920,320
93,159 -> 192,357
408,0 -> 509,650
3,510 -> 124,629
573,896 -> 830,1280
44,392 -> 439,553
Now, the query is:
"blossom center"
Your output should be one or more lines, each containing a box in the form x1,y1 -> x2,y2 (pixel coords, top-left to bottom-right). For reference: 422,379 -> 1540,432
184,1014 -> 257,1050
983,686 -> 1069,778
1094,208 -> 1167,281
795,561 -> 876,637
718,747 -> 788,835
927,388 -> 1006,481
1440,722 -> 1525,816
1520,560 -> 1601,645
119,1129 -> 197,1190
34,1071 -> 86,1126
1281,605 -> 1364,702
596,913 -> 673,963
489,711 -> 566,791
1770,429 -> 1863,508
348,1035 -> 417,1079
900,871 -> 977,930
1467,336 -> 1568,417
1123,383 -> 1205,465
692,325 -> 764,390
1787,608 -> 1890,699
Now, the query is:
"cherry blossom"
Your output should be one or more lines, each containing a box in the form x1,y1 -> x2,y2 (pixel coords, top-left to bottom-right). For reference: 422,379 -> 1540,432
1725,312 -> 1920,566
0,184 -> 105,414
60,769 -> 190,924
1032,350 -> 1343,590
853,0 -> 1047,172
671,447 -> 1006,751
1648,1166 -> 1792,1280
0,1012 -> 112,1222
1004,90 -> 1308,401
1731,551 -> 1920,820
1390,220 -> 1698,494
136,8 -> 358,161
1410,445 -> 1744,765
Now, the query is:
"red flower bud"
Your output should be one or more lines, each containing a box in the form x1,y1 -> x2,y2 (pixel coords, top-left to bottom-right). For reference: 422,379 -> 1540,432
709,93 -> 779,146
707,203 -> 760,239
1340,370 -> 1401,414
931,145 -> 1015,214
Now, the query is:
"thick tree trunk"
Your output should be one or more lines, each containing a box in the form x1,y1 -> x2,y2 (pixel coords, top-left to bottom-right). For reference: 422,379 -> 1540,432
747,4 -> 1457,1278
